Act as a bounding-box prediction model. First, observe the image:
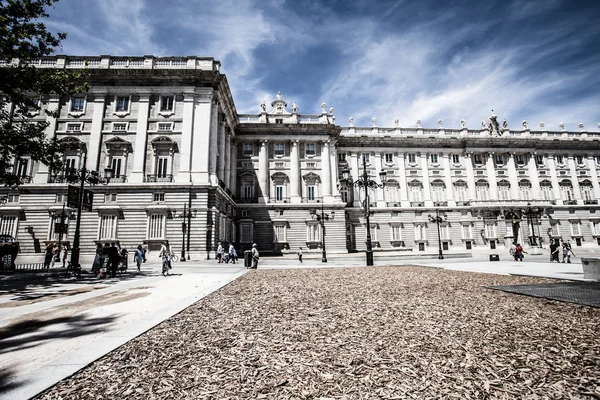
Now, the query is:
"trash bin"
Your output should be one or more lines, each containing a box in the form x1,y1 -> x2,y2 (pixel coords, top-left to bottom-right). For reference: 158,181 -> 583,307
244,250 -> 252,268
489,254 -> 500,262
581,258 -> 600,281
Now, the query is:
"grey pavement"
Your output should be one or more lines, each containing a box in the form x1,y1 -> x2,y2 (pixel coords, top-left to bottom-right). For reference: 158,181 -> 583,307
1,247 -> 599,399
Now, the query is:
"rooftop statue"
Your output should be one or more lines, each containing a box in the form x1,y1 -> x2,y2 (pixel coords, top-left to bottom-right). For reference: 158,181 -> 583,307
291,101 -> 298,113
522,119 -> 528,130
260,101 -> 266,112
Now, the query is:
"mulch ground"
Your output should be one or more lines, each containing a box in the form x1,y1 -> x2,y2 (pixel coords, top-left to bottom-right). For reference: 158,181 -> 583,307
37,266 -> 600,399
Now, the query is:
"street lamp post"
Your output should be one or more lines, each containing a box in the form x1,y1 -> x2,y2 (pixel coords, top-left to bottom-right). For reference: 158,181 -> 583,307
68,150 -> 113,271
428,209 -> 447,259
341,157 -> 387,266
173,202 -> 197,262
310,203 -> 335,263
524,203 -> 542,253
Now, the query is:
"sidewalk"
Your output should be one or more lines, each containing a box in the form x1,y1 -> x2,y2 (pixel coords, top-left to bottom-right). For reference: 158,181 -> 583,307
0,260 -> 247,400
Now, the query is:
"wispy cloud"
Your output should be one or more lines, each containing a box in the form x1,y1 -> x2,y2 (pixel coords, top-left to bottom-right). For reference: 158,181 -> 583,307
44,0 -> 600,129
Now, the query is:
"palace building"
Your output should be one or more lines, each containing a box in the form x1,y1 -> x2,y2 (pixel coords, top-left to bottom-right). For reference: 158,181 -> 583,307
2,55 -> 600,261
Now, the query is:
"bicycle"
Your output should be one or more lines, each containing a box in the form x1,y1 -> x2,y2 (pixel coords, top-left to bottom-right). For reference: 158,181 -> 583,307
170,252 -> 179,262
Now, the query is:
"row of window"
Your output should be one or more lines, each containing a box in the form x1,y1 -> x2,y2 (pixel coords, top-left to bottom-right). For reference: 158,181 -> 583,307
65,121 -> 175,133
68,95 -> 175,114
337,153 -> 600,167
242,143 -> 317,156
259,220 -> 591,244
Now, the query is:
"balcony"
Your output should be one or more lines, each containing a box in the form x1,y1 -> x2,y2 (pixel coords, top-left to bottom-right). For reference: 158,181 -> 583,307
109,176 -> 127,183
563,200 -> 578,205
386,202 -> 400,207
433,201 -> 448,207
584,200 -> 598,205
470,200 -> 554,208
269,197 -> 290,203
410,201 -> 425,207
238,198 -> 258,204
48,175 -> 68,183
456,201 -> 471,206
145,174 -> 173,183
302,197 -> 322,203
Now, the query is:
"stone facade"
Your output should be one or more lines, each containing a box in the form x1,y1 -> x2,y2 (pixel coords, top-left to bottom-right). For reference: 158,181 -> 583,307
2,55 -> 600,260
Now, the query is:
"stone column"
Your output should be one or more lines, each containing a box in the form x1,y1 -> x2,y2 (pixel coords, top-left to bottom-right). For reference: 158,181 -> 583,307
350,152 -> 360,207
486,153 -> 499,200
507,153 -> 520,199
373,152 -> 383,206
442,153 -> 455,206
567,156 -> 582,202
464,153 -> 477,200
588,156 -> 600,199
176,92 -> 195,183
258,140 -> 269,202
397,153 -> 409,207
208,100 -> 219,185
547,155 -> 562,201
330,142 -> 341,200
290,140 -> 301,203
224,129 -> 231,188
229,140 -> 237,192
420,153 -> 433,207
321,140 -> 332,200
87,93 -> 109,172
34,96 -> 60,183
190,92 -> 213,184
527,153 -> 542,200
218,119 -> 226,183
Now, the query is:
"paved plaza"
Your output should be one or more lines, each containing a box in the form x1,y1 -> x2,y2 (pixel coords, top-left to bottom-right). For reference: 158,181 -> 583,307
0,252 -> 598,399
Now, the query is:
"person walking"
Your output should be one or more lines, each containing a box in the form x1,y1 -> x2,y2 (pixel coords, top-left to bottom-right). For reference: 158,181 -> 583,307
107,244 -> 120,277
134,245 -> 144,272
549,242 -> 560,262
92,247 -> 103,275
227,243 -> 236,264
514,243 -> 526,261
509,242 -> 517,261
44,243 -> 54,270
298,247 -> 303,263
562,241 -> 575,263
216,242 -> 224,263
251,243 -> 259,269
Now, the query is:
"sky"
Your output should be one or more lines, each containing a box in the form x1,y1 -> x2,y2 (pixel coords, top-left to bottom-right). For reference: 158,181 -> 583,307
45,0 -> 600,130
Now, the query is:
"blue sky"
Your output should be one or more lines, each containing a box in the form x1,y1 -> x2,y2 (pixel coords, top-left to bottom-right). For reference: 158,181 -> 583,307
46,0 -> 600,130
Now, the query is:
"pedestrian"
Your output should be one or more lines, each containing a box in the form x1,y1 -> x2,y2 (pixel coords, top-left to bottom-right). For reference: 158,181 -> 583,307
251,243 -> 259,269
44,243 -> 53,270
50,244 -> 60,268
142,245 -> 147,263
515,243 -> 526,261
562,241 -> 575,263
228,243 -> 236,264
62,246 -> 68,268
509,242 -> 517,261
92,248 -> 103,275
107,243 -> 120,277
216,242 -> 223,263
298,247 -> 303,263
550,242 -> 560,262
134,245 -> 144,272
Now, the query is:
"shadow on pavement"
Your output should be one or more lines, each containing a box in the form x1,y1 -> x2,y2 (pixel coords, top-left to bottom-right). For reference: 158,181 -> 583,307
0,314 -> 120,355
0,271 -> 153,301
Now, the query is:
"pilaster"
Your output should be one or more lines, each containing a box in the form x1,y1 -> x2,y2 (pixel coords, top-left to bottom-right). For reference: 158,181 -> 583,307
34,97 -> 60,183
486,153 -> 498,200
258,140 -> 269,203
527,153 -> 542,200
567,156 -> 582,202
420,153 -> 433,207
397,153 -> 410,207
175,92 -> 195,183
547,155 -> 562,201
507,153 -> 520,199
464,153 -> 477,200
87,94 -> 108,172
442,154 -> 455,206
190,92 -> 213,184
290,140 -> 301,203
588,156 -> 600,199
321,140 -> 332,201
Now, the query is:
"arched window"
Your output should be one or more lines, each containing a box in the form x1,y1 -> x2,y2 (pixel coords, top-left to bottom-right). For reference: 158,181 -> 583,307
104,137 -> 133,183
271,172 -> 290,203
430,179 -> 446,202
518,180 -> 532,200
580,180 -> 594,201
453,180 -> 468,202
475,179 -> 489,200
408,180 -> 423,203
559,179 -> 574,202
497,180 -> 511,200
148,137 -> 178,182
384,180 -> 400,204
302,172 -> 321,203
540,180 -> 553,200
